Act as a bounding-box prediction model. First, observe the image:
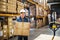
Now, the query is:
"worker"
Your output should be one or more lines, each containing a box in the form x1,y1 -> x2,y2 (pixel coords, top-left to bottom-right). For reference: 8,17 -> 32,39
16,9 -> 29,40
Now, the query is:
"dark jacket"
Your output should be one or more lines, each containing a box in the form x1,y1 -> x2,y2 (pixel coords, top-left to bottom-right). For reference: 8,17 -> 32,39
16,17 -> 28,22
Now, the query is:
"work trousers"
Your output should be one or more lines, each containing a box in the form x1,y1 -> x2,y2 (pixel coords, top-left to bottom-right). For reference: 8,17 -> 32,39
18,36 -> 28,40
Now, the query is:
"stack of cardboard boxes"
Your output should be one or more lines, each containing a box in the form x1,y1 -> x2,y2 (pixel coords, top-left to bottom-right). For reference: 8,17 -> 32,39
32,0 -> 47,8
8,0 -> 16,5
3,25 -> 8,39
38,7 -> 44,16
38,0 -> 48,10
0,0 -> 17,13
0,0 -> 7,12
17,1 -> 24,13
36,6 -> 44,16
36,19 -> 43,28
7,0 -> 17,13
8,17 -> 14,37
30,5 -> 36,16
44,10 -> 48,16
0,0 -> 7,2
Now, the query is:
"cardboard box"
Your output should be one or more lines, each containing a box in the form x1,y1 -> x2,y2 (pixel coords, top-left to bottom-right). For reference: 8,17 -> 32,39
0,5 -> 6,9
8,0 -> 17,5
30,5 -> 36,16
36,20 -> 43,28
8,23 -> 13,26
14,22 -> 30,36
0,0 -> 7,2
7,3 -> 16,8
8,17 -> 13,26
3,25 -> 7,29
8,17 -> 13,21
0,1 -> 6,5
8,17 -> 14,37
17,1 -> 24,6
8,20 -> 13,26
18,6 -> 24,9
3,25 -> 8,35
7,3 -> 16,13
17,2 -> 24,13
7,6 -> 16,10
0,8 -> 6,12
0,2 -> 7,12
17,1 -> 24,9
7,9 -> 16,13
8,25 -> 13,29
8,0 -> 17,2
38,7 -> 44,16
3,29 -> 8,38
3,34 -> 8,39
3,30 -> 7,33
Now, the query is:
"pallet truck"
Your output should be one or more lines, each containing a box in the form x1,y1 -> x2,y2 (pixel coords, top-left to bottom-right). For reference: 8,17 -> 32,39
49,21 -> 60,40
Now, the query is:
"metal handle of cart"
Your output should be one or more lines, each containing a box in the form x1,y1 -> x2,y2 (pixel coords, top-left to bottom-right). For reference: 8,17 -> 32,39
49,22 -> 60,40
